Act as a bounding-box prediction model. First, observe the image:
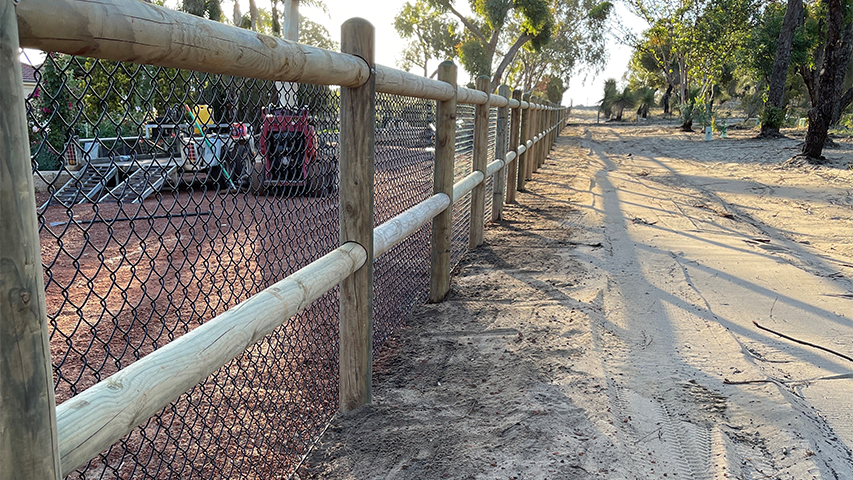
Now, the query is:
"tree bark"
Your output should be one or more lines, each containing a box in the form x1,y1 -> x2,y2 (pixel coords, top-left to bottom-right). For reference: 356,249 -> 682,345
491,32 -> 532,90
248,0 -> 258,31
799,18 -> 826,109
662,84 -> 672,115
799,63 -> 817,107
760,0 -> 803,137
802,0 -> 852,159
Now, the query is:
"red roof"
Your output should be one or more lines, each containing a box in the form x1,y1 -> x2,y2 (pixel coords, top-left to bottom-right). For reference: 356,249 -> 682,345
21,63 -> 37,83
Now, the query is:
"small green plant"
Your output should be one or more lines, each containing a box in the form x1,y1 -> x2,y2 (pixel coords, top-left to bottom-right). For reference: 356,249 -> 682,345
694,107 -> 711,128
760,104 -> 786,130
712,111 -> 731,135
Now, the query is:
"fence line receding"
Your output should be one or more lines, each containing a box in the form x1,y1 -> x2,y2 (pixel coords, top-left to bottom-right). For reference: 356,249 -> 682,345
3,1 -> 569,478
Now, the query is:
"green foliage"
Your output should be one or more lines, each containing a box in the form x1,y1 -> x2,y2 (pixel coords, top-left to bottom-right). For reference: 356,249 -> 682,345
760,103 -> 787,129
32,53 -> 79,170
458,38 -> 492,77
394,0 -> 460,75
677,86 -> 707,125
629,0 -> 759,120
600,79 -> 638,120
612,86 -> 637,120
712,110 -> 731,133
516,0 -> 553,43
600,78 -> 617,117
78,59 -> 154,138
588,1 -> 613,21
181,0 -> 221,20
300,15 -> 338,51
742,0 -> 813,88
427,0 -> 557,85
636,86 -> 656,117
543,76 -> 566,103
506,0 -> 610,94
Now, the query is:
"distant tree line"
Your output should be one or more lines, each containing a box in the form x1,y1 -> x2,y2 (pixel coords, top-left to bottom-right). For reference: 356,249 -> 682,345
619,0 -> 853,161
393,0 -> 614,104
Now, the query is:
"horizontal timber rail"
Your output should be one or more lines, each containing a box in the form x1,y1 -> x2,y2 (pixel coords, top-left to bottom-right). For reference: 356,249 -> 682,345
17,0 -> 533,107
56,242 -> 369,474
6,0 -> 571,477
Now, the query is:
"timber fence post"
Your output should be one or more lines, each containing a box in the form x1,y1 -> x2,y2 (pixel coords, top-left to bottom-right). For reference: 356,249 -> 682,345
543,103 -> 550,165
553,104 -> 559,146
505,89 -> 522,204
492,84 -> 510,221
517,93 -> 531,191
469,75 -> 489,249
339,18 -> 375,412
528,99 -> 537,178
0,0 -> 62,476
550,104 -> 556,150
548,104 -> 554,149
537,100 -> 545,169
428,61 -> 457,303
530,100 -> 538,174
531,100 -> 539,177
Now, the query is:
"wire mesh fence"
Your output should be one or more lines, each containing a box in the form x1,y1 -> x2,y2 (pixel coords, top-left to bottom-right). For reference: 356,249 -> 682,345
485,107 -> 498,222
373,93 -> 436,350
30,51 -> 345,478
24,48 -> 507,478
451,104 -> 475,268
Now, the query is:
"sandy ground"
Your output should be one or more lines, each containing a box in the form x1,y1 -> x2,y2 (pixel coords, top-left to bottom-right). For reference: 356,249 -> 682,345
298,110 -> 853,479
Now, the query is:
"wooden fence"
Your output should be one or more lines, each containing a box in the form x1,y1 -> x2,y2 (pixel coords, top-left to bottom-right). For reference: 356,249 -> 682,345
0,0 -> 567,477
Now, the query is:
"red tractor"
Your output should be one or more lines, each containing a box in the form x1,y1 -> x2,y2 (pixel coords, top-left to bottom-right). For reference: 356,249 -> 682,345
259,107 -> 337,196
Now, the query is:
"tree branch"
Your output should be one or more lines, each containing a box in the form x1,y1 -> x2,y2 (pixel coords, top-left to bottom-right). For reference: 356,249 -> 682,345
753,321 -> 853,364
446,3 -> 487,43
492,32 -> 532,90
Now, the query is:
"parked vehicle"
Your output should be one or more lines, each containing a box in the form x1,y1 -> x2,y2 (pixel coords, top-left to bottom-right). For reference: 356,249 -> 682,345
62,135 -> 165,170
179,123 -> 255,190
259,106 -> 337,196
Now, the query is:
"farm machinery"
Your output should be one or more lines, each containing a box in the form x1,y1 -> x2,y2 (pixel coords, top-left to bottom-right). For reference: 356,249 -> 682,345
47,105 -> 337,208
259,106 -> 338,196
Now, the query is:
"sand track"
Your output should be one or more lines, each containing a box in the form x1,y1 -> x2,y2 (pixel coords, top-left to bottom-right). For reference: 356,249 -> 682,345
299,113 -> 853,479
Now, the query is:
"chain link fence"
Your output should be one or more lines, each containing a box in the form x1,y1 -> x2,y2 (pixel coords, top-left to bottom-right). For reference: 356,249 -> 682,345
24,50 -> 492,478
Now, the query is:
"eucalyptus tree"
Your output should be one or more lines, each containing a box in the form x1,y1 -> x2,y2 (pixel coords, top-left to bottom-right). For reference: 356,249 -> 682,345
394,0 -> 461,77
627,25 -> 679,114
299,15 -> 338,50
181,0 -> 222,20
427,0 -> 555,90
506,0 -> 610,96
626,0 -> 757,130
759,0 -> 804,137
802,0 -> 853,159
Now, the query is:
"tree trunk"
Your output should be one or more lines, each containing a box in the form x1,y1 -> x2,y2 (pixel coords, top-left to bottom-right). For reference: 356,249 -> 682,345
760,0 -> 803,137
799,18 -> 826,109
802,0 -> 852,159
799,64 -> 818,108
271,0 -> 280,36
491,32 -> 532,91
662,84 -> 672,115
232,0 -> 241,26
248,0 -> 258,31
